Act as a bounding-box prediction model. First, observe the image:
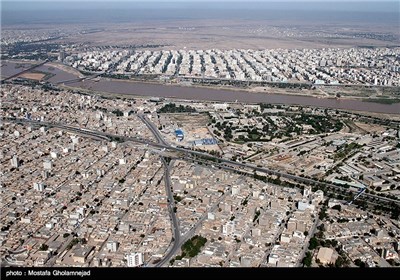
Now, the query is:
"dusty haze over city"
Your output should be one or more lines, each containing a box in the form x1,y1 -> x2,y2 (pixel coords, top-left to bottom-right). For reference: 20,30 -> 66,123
2,1 -> 399,50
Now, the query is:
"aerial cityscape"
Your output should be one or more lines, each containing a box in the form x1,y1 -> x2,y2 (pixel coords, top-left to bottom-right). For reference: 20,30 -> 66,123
1,0 -> 399,271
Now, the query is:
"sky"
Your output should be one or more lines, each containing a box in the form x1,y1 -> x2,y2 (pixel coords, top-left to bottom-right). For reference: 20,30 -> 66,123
2,0 -> 398,2
2,0 -> 398,14
2,0 -> 398,25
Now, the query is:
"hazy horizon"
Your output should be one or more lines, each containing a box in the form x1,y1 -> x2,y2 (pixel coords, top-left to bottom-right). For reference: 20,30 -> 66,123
2,1 -> 399,26
2,1 -> 399,11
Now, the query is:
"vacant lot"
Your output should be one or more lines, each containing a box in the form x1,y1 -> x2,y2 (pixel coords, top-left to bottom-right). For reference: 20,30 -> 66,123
18,72 -> 46,81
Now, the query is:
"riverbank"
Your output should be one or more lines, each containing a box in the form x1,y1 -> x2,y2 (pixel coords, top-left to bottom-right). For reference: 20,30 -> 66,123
3,60 -> 400,114
61,77 -> 400,115
97,74 -> 400,103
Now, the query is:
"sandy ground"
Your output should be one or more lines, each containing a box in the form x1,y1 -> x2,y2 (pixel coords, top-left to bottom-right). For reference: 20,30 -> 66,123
18,72 -> 46,81
31,19 -> 398,51
47,62 -> 84,78
354,122 -> 390,133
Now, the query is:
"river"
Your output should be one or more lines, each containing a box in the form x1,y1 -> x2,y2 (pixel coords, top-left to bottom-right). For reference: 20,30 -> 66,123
2,61 -> 399,114
69,79 -> 400,114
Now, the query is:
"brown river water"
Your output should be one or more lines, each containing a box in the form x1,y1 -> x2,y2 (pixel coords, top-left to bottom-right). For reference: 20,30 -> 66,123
2,61 -> 399,114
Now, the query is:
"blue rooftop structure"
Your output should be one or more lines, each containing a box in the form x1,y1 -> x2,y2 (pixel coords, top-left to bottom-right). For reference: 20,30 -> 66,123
192,138 -> 218,146
175,129 -> 184,141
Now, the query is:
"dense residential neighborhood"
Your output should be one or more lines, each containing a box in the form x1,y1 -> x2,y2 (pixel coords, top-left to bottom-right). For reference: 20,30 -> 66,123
1,84 -> 399,267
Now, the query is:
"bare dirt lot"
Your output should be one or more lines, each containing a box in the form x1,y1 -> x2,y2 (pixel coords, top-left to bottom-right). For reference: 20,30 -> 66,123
354,122 -> 388,133
159,113 -> 221,152
18,72 -> 46,81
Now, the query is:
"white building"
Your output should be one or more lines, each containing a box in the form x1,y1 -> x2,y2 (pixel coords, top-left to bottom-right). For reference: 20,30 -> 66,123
43,160 -> 52,170
33,182 -> 45,191
298,200 -> 310,211
312,190 -> 324,204
240,255 -> 253,267
213,103 -> 228,111
222,221 -> 236,236
10,155 -> 19,168
106,241 -> 119,252
231,185 -> 240,196
207,213 -> 215,220
303,186 -> 312,198
268,253 -> 279,265
328,199 -> 341,208
126,252 -> 143,267
280,233 -> 292,243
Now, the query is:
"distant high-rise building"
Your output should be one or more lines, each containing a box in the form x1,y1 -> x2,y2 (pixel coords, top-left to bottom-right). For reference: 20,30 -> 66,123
59,50 -> 65,62
10,155 -> 19,168
126,252 -> 143,267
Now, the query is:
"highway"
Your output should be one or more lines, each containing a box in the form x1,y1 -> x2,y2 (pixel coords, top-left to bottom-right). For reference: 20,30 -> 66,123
172,147 -> 400,206
154,159 -> 181,267
5,117 -> 400,208
137,114 -> 168,146
137,114 -> 182,267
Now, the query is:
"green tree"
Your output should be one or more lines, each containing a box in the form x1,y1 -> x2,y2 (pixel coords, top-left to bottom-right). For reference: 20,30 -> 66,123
302,252 -> 312,267
335,256 -> 346,267
39,244 -> 49,251
308,237 -> 319,250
